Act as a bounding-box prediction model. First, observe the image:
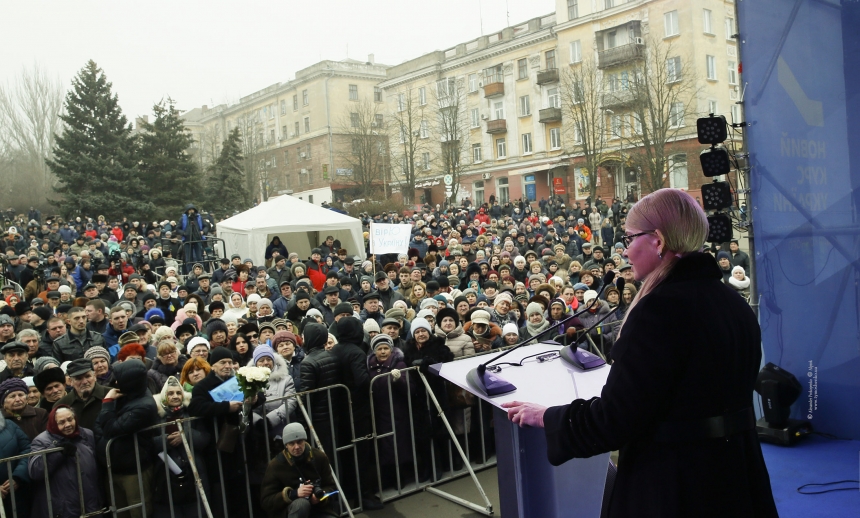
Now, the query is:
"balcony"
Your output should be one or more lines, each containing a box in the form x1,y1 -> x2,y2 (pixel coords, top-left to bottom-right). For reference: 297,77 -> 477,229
483,76 -> 505,98
601,89 -> 639,109
536,68 -> 559,85
486,119 -> 507,134
598,42 -> 645,69
539,107 -> 562,123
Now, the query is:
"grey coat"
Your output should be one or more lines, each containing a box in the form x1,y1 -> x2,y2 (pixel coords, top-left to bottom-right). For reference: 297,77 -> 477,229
248,353 -> 297,427
29,427 -> 103,518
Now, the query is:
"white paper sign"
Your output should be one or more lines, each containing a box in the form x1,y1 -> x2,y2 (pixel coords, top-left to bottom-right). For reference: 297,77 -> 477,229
369,223 -> 412,255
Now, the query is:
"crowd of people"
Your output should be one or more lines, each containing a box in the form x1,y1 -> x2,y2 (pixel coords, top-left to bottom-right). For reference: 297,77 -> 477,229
0,194 -> 753,518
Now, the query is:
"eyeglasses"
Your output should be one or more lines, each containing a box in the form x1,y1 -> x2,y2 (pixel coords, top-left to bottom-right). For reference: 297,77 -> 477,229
622,231 -> 655,247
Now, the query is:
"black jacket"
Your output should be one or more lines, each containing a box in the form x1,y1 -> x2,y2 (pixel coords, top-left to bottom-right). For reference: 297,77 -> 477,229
94,361 -> 159,474
52,329 -> 106,362
543,253 -> 777,518
330,318 -> 371,417
299,323 -> 343,454
402,336 -> 454,438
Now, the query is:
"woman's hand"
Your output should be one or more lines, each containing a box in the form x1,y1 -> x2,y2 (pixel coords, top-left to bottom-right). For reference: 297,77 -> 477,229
501,401 -> 547,428
167,431 -> 183,447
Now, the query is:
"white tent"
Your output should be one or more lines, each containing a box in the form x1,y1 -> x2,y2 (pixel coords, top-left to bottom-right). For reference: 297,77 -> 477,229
216,196 -> 365,266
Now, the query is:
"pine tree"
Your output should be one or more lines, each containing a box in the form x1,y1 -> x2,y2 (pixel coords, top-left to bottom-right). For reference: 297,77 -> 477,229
203,127 -> 249,217
48,60 -> 153,220
137,98 -> 199,220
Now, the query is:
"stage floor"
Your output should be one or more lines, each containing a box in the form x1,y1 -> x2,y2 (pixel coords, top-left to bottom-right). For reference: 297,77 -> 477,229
761,435 -> 859,518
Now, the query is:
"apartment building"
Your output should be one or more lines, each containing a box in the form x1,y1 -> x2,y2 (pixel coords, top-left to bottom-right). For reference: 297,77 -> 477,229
182,57 -> 388,205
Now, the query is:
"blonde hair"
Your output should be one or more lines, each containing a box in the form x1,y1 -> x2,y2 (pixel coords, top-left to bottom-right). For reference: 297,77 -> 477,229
619,189 -> 708,336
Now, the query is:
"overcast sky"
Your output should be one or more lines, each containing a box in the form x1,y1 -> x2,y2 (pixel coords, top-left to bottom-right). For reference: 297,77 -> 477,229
1,0 -> 555,122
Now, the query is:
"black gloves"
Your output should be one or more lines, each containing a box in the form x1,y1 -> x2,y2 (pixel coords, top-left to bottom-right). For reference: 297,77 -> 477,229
60,442 -> 77,458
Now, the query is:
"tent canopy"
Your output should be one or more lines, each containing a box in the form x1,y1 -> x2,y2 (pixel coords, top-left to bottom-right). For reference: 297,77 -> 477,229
216,196 -> 365,266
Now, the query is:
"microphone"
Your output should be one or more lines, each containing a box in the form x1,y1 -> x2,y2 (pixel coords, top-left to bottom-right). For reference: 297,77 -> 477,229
560,278 -> 625,370
467,272 -> 618,396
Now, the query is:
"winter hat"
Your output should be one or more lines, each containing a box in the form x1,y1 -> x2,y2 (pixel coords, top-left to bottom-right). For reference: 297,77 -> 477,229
33,356 -> 59,375
252,344 -> 275,365
416,309 -> 435,321
502,323 -> 519,337
573,283 -> 588,292
283,422 -> 307,444
526,302 -> 544,317
0,378 -> 28,403
306,308 -> 323,320
470,309 -> 491,325
186,336 -> 210,355
271,331 -> 298,350
385,308 -> 405,320
23,376 -> 34,388
258,298 -> 273,310
716,251 -> 731,262
33,306 -> 53,322
731,266 -> 746,276
246,293 -> 262,304
583,290 -> 599,303
333,302 -> 353,318
409,317 -> 432,337
363,319 -> 380,334
419,299 -> 437,310
494,292 -> 512,305
158,376 -> 185,407
208,346 -> 233,365
145,308 -> 166,323
58,285 -> 72,294
370,333 -> 394,352
84,346 -> 111,363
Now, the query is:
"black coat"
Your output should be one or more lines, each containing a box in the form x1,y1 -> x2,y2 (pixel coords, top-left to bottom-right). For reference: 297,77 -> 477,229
402,336 -> 454,439
299,323 -> 344,454
543,253 -> 777,518
330,317 -> 371,418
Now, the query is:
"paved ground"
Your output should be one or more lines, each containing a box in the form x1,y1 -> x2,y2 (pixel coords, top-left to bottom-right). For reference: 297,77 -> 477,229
354,467 -> 500,518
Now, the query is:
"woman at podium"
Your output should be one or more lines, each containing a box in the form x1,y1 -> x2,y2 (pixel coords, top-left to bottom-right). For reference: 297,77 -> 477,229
502,189 -> 778,518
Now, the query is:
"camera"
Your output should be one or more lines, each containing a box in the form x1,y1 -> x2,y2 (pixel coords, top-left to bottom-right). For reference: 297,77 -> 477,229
311,479 -> 325,500
109,250 -> 122,264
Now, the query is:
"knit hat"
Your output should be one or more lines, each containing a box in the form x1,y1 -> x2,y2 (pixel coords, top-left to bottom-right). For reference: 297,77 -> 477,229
409,317 -> 432,337
716,251 -> 731,262
283,422 -> 307,444
246,293 -> 262,304
333,302 -> 353,318
502,323 -> 519,337
0,378 -> 28,403
118,331 -> 140,347
306,308 -> 323,320
23,376 -> 34,388
252,344 -> 275,365
33,356 -> 59,375
583,290 -> 599,303
186,336 -> 210,354
33,306 -> 53,322
526,302 -> 544,317
731,266 -> 746,276
573,283 -> 588,292
494,292 -> 512,305
385,308 -> 405,320
370,333 -> 394,352
208,346 -> 233,365
258,298 -> 273,310
363,319 -> 380,334
447,275 -> 460,287
416,309 -> 435,321
419,298 -> 437,310
271,331 -> 298,350
84,346 -> 110,363
453,295 -> 468,308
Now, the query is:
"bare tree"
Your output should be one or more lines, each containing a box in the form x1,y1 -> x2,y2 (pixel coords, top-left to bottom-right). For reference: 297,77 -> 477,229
433,76 -> 470,206
388,86 -> 432,204
610,37 -> 702,193
0,64 -> 64,209
235,112 -> 265,202
336,99 -> 389,199
560,56 -> 608,200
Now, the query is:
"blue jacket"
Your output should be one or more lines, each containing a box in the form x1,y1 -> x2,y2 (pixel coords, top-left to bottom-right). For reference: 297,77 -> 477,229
0,418 -> 31,516
71,265 -> 92,296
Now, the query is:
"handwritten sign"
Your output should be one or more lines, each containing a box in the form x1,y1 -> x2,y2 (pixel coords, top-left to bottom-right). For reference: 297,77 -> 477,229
369,223 -> 411,255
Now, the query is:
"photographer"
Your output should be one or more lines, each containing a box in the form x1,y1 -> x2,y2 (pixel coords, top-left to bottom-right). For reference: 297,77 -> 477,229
260,423 -> 337,518
21,257 -> 44,300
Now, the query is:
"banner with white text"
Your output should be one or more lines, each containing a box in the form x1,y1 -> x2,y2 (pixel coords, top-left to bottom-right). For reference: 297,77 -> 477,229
369,223 -> 411,255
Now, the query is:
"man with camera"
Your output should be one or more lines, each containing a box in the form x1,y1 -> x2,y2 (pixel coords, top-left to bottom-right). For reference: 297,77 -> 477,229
261,422 -> 338,518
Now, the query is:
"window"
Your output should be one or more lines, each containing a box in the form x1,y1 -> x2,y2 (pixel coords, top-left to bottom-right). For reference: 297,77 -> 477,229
708,100 -> 719,115
304,117 -> 310,133
731,104 -> 742,124
374,87 -> 382,102
294,121 -> 300,136
669,102 -> 684,128
605,0 -> 616,8
546,50 -> 557,70
607,31 -> 617,49
494,101 -> 505,120
484,64 -> 503,84
293,95 -> 298,110
349,112 -> 359,128
550,127 -> 562,149
608,73 -> 619,92
725,17 -> 735,39
469,73 -> 478,92
522,133 -> 533,154
418,87 -> 427,105
568,0 -> 578,20
472,143 -> 482,163
473,181 -> 484,204
397,93 -> 405,112
422,152 -> 430,170
547,87 -> 560,108
518,58 -> 528,79
284,150 -> 289,163
496,138 -> 507,158
706,55 -> 717,80
471,108 -> 481,128
308,194 -> 314,204
571,80 -> 584,104
280,100 -> 286,115
285,173 -> 291,188
374,114 -> 383,127
302,90 -> 309,106
272,156 -> 277,167
305,144 -> 312,158
669,154 -> 689,189
436,77 -> 456,98
282,125 -> 287,138
664,11 -> 679,37
398,126 -> 406,144
497,177 -> 509,204
610,115 -> 621,138
570,40 -> 582,63
519,95 -> 531,116
667,56 -> 682,83
270,129 -> 275,142
523,174 -> 536,201
349,84 -> 358,101
420,119 -> 429,138
573,121 -> 583,143
269,105 -> 275,119
728,61 -> 738,85
621,71 -> 629,90
703,9 -> 713,34
632,113 -> 642,134
307,169 -> 313,184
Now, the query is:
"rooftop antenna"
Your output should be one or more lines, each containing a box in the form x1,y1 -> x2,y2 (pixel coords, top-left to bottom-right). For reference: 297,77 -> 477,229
479,0 -> 484,35
506,0 -> 510,27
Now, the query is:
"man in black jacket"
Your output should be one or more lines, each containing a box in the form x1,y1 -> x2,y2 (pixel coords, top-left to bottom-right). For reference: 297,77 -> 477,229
94,360 -> 159,517
299,323 -> 342,463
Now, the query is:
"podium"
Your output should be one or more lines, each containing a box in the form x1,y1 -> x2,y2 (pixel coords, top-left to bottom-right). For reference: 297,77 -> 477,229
434,342 -> 611,518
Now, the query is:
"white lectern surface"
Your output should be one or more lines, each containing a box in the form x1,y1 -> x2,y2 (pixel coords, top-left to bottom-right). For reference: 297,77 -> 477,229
436,343 -> 611,408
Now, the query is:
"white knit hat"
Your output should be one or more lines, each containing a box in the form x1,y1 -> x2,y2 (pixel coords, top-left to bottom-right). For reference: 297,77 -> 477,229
502,323 -> 519,337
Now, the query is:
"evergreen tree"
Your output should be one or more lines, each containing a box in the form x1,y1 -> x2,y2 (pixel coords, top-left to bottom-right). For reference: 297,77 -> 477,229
48,60 -> 153,219
203,127 -> 248,217
137,98 -> 199,220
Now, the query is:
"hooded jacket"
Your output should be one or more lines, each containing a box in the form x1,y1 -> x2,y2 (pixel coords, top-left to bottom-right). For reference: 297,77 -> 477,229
435,324 -> 476,358
299,323 -> 343,454
29,426 -> 102,518
246,353 -> 297,427
330,317 -> 371,416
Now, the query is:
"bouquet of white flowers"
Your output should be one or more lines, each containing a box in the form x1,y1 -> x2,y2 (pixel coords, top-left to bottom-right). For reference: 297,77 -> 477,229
236,366 -> 271,432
